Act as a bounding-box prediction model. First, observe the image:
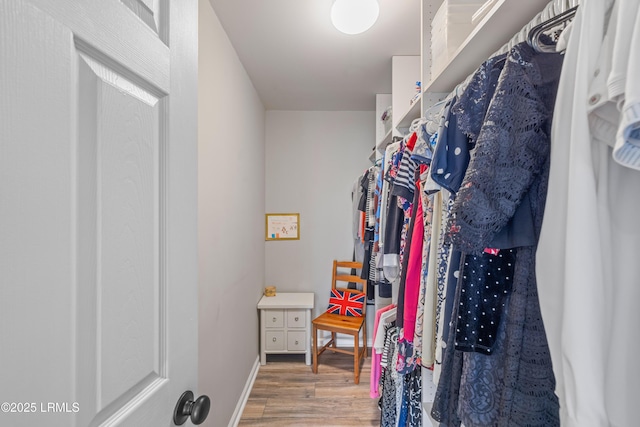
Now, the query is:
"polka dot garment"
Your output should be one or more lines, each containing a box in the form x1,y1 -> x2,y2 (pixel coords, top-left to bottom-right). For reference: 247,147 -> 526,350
454,248 -> 516,355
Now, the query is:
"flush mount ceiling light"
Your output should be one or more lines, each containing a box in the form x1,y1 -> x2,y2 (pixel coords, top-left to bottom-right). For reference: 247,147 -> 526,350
331,0 -> 380,35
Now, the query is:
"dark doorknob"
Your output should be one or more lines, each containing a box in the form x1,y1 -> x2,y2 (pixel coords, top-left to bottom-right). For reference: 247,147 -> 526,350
173,391 -> 211,425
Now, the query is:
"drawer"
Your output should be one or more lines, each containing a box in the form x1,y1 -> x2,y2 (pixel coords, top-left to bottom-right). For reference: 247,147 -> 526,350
264,310 -> 284,328
266,331 -> 285,351
287,331 -> 306,351
286,310 -> 306,328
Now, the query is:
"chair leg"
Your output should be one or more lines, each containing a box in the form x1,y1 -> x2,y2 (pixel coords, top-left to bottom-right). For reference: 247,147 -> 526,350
363,322 -> 367,360
312,324 -> 318,374
354,333 -> 360,384
331,332 -> 337,352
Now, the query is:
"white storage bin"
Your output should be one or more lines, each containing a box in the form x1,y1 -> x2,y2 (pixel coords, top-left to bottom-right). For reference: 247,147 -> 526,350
431,0 -> 487,76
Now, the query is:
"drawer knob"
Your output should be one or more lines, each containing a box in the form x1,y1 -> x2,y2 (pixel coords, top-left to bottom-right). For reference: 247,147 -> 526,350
294,316 -> 299,322
272,317 -> 276,322
295,340 -> 299,345
272,337 -> 277,342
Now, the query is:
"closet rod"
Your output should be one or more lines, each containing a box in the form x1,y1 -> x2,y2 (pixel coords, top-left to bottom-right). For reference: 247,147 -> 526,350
442,0 -> 580,104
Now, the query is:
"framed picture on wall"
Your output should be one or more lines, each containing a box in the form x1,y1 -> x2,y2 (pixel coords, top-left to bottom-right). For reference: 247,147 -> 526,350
265,213 -> 300,241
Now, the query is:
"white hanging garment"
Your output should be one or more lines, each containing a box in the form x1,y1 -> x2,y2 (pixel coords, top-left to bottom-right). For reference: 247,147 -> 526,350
537,0 -> 640,426
612,1 -> 640,169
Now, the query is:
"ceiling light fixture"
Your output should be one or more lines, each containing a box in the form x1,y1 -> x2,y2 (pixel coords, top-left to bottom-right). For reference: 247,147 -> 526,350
331,0 -> 380,35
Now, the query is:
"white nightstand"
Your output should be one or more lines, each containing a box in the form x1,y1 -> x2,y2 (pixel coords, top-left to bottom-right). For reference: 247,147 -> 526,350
257,292 -> 314,365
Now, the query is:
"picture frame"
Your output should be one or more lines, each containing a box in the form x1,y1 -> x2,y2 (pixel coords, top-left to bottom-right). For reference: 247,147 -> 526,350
265,213 -> 300,241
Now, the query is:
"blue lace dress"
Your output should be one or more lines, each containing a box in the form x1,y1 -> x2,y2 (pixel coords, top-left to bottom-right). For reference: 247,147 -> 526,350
431,42 -> 563,427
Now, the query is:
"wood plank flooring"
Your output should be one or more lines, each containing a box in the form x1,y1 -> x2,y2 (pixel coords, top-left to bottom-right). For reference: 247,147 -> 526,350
239,351 -> 380,426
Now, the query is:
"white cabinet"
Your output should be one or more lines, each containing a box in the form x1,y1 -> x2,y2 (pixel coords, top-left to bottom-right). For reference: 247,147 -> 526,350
258,292 -> 314,365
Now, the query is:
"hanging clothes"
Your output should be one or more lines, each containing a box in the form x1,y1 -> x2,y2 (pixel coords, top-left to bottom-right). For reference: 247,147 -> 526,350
394,175 -> 419,373
383,143 -> 406,289
370,304 -> 397,399
414,167 -> 437,368
428,53 -> 507,383
379,141 -> 401,268
359,165 -> 380,298
368,6 -> 605,427
401,167 -> 428,343
454,248 -> 516,355
373,146 -> 394,300
374,127 -> 435,427
537,1 -> 640,426
433,40 -> 564,426
380,322 -> 399,427
352,176 -> 365,268
424,189 -> 443,372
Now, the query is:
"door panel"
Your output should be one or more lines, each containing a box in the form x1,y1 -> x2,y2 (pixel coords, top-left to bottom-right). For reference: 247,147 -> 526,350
120,0 -> 162,33
97,76 -> 159,405
77,50 -> 165,423
0,0 -> 197,426
29,0 -> 170,90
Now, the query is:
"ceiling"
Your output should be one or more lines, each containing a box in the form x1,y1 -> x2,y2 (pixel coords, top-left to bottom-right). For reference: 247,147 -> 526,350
207,0 -> 421,111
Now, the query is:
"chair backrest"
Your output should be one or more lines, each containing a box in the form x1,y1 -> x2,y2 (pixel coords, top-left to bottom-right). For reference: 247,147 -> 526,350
331,260 -> 368,317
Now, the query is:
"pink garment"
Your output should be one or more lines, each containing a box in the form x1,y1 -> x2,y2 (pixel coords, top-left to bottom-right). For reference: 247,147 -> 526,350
370,304 -> 397,399
402,180 -> 425,343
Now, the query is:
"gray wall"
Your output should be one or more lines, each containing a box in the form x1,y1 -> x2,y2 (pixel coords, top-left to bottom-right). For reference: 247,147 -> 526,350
265,111 -> 373,318
198,5 -> 376,423
198,1 -> 266,425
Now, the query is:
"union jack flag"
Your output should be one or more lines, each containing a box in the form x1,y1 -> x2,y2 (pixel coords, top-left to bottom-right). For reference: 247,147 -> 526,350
327,289 -> 365,317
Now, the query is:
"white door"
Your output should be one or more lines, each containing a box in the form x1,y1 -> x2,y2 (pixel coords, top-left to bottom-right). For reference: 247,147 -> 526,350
0,0 -> 199,426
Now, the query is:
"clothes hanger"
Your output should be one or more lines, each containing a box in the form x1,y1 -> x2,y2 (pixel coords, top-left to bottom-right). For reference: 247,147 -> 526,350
527,5 -> 578,53
409,117 -> 421,133
422,99 -> 447,135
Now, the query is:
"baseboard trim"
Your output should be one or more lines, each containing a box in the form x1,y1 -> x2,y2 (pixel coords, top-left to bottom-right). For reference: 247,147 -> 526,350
228,355 -> 260,427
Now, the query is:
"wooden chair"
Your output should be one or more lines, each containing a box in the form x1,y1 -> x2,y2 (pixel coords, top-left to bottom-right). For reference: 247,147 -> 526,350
312,260 -> 368,384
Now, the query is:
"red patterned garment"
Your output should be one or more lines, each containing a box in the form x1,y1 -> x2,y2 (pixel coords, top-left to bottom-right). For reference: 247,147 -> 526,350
326,290 -> 365,317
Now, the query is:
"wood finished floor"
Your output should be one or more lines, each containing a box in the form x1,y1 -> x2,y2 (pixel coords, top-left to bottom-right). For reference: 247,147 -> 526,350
239,351 -> 380,426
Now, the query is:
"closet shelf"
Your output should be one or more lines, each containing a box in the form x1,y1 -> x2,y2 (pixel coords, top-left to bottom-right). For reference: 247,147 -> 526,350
375,128 -> 393,154
368,148 -> 377,163
424,0 -> 550,93
395,93 -> 423,131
